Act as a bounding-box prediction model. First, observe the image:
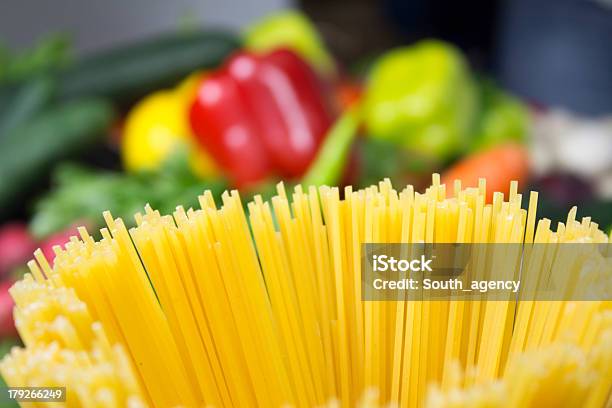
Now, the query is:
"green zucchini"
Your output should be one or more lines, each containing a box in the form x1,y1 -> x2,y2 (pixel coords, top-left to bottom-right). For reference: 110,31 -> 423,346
0,98 -> 115,219
57,30 -> 241,106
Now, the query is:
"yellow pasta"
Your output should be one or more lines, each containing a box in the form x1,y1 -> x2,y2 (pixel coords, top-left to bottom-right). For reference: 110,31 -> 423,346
1,276 -> 147,407
1,175 -> 610,408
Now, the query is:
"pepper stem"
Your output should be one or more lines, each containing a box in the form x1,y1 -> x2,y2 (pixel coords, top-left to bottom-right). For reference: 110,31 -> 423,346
302,107 -> 360,187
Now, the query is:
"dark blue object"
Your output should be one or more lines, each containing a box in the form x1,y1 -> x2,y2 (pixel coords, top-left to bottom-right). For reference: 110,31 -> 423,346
497,0 -> 612,115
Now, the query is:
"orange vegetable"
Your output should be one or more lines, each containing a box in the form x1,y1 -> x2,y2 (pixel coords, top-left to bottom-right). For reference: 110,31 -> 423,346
441,143 -> 529,202
335,79 -> 362,110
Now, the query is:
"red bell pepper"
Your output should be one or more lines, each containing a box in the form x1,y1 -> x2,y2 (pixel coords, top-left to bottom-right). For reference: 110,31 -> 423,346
189,48 -> 334,187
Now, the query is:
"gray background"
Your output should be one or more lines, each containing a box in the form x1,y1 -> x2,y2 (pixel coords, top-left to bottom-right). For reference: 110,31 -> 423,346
0,0 -> 290,53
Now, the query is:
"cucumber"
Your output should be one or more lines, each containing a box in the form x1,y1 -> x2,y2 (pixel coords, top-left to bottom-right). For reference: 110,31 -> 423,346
0,76 -> 55,140
0,98 -> 115,219
57,30 -> 240,107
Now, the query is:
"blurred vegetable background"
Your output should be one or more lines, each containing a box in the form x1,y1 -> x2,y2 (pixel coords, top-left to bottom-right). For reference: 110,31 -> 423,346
0,0 -> 611,372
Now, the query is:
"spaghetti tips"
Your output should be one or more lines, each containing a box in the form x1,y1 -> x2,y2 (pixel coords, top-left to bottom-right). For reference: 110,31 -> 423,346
1,176 -> 610,407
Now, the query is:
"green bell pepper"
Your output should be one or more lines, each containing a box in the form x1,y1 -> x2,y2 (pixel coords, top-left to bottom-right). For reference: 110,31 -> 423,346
362,40 -> 477,161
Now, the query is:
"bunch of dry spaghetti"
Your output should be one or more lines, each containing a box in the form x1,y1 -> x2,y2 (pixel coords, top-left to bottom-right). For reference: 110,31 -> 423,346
1,176 -> 610,408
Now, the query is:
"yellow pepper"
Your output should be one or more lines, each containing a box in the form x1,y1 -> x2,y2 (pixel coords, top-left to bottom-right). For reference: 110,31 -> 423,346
122,73 -> 217,178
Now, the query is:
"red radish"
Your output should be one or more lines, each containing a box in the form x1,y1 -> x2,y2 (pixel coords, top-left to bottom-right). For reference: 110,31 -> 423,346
0,280 -> 17,337
39,224 -> 83,265
0,223 -> 36,277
